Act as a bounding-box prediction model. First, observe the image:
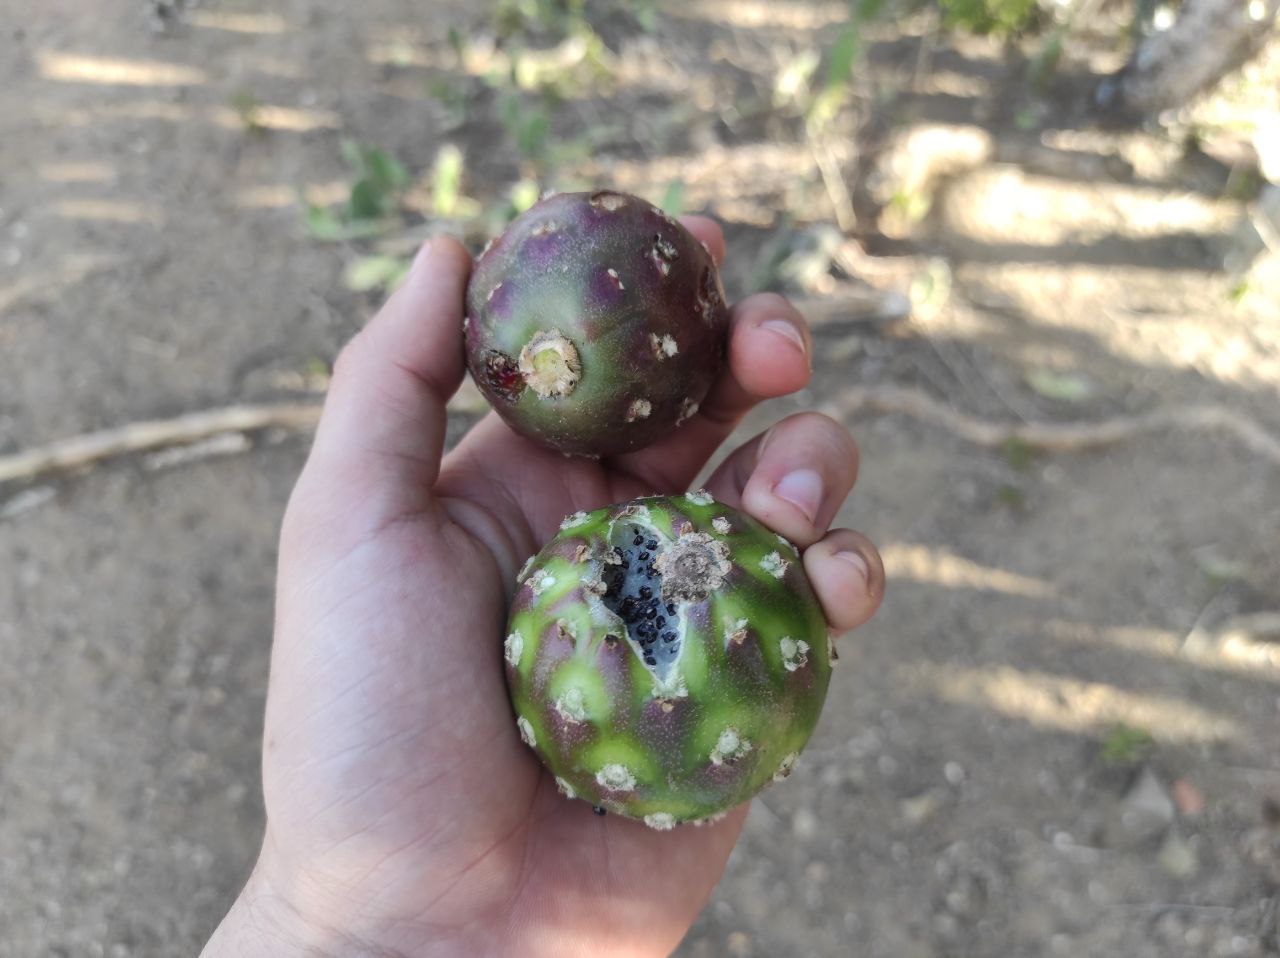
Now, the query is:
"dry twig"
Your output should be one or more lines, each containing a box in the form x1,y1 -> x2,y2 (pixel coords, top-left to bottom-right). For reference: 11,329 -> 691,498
822,386 -> 1280,468
811,136 -> 858,234
0,403 -> 321,484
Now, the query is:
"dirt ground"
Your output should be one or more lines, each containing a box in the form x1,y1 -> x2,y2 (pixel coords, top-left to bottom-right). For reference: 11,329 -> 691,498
2,1 -> 1279,955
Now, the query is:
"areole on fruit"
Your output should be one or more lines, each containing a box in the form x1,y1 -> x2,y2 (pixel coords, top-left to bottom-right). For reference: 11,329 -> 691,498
504,492 -> 832,828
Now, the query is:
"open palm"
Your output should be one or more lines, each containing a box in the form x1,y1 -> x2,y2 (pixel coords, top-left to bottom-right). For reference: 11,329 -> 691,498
205,226 -> 884,958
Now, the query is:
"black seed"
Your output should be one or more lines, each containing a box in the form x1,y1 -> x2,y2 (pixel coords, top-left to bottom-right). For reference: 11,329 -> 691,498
666,603 -> 676,615
633,535 -> 644,545
638,551 -> 650,561
644,657 -> 656,666
656,616 -> 666,628
639,586 -> 652,599
662,631 -> 676,643
646,539 -> 657,550
593,806 -> 607,816
645,607 -> 656,619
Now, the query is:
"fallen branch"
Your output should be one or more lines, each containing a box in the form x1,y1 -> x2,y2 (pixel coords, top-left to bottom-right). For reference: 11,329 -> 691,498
822,386 -> 1280,468
3,387 -> 1280,489
0,403 -> 322,484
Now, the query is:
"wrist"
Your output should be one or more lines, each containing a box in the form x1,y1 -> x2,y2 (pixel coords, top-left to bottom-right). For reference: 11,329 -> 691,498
203,849 -> 480,958
202,864 -> 328,958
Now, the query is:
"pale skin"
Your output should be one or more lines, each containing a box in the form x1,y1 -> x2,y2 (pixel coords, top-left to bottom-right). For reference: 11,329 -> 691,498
203,218 -> 885,958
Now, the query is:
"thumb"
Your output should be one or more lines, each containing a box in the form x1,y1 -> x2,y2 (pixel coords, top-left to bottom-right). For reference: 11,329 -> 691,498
295,237 -> 472,530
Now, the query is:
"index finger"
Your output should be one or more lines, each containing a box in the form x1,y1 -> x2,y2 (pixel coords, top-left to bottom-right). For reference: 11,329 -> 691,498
678,214 -> 726,266
608,291 -> 813,494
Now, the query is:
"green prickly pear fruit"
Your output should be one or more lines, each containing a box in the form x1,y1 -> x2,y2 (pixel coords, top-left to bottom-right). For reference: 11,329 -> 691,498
463,190 -> 729,457
503,493 -> 833,828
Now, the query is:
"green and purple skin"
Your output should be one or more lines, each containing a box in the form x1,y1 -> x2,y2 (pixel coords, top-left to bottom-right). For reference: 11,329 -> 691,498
503,492 -> 834,829
463,189 -> 730,457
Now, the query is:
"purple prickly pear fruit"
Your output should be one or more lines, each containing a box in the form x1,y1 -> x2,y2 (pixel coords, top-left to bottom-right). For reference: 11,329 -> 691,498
503,492 -> 832,828
464,190 -> 730,457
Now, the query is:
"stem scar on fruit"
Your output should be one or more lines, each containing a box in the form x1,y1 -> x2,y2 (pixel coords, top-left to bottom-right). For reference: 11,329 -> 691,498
517,329 -> 581,399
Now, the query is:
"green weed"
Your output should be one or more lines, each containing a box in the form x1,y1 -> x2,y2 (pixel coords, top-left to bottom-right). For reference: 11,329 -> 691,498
1099,723 -> 1156,765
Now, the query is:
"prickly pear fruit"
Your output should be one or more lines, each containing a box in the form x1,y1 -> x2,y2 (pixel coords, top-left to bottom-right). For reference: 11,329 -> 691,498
464,190 -> 729,457
504,493 -> 832,828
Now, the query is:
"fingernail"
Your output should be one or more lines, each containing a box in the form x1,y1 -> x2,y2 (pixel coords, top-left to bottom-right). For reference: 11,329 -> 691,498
772,469 -> 823,524
834,549 -> 870,586
761,318 -> 807,357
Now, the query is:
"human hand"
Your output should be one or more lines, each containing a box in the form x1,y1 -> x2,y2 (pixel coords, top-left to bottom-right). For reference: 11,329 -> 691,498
203,220 -> 885,958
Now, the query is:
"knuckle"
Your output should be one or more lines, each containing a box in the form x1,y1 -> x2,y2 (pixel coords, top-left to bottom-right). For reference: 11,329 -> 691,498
329,333 -> 367,382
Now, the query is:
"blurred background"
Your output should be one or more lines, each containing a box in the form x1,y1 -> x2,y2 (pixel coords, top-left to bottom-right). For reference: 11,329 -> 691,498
2,0 -> 1280,954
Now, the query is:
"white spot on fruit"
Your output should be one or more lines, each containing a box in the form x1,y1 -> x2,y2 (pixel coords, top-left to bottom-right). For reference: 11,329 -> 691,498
652,669 -> 689,700
486,281 -> 503,303
614,502 -> 652,528
606,267 -> 625,290
760,551 -> 790,579
684,489 -> 714,506
725,618 -> 749,646
776,533 -> 797,552
644,812 -> 677,831
649,333 -> 678,359
504,631 -> 524,668
529,571 -> 556,595
555,777 -> 577,799
626,398 -> 652,422
555,619 -> 577,643
554,686 -> 587,723
596,763 -> 636,792
560,511 -> 590,530
779,635 -> 810,672
531,221 -> 560,237
677,398 -> 699,425
518,329 -> 581,399
590,191 -> 626,211
697,265 -> 725,323
691,810 -> 729,827
828,631 -> 839,664
518,555 -> 537,581
648,234 -> 678,278
710,727 -> 752,766
517,716 -> 536,747
773,752 -> 799,782
712,516 -> 731,534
